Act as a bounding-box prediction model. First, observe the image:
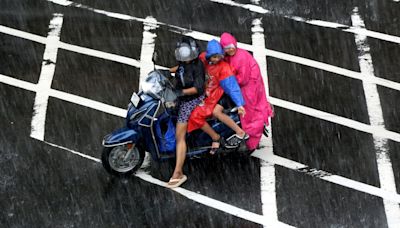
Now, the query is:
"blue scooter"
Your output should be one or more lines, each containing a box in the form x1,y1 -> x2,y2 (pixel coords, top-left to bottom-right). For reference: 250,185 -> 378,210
101,70 -> 245,176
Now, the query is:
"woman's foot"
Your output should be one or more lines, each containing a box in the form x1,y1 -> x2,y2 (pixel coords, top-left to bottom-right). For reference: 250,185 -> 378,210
166,173 -> 187,188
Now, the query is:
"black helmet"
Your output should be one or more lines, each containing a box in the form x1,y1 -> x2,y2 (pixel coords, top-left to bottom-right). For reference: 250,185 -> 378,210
175,37 -> 200,62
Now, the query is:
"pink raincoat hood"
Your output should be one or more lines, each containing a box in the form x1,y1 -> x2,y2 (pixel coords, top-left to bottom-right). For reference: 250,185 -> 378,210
220,32 -> 237,48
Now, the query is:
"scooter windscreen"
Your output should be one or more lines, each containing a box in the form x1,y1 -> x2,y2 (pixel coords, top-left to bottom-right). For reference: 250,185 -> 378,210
141,70 -> 171,98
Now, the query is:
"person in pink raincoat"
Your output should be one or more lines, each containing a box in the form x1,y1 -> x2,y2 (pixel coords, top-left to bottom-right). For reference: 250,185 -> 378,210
220,32 -> 274,151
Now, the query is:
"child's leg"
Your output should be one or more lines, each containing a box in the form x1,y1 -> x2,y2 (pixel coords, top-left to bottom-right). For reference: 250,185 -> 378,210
200,122 -> 220,141
212,104 -> 245,137
200,122 -> 222,154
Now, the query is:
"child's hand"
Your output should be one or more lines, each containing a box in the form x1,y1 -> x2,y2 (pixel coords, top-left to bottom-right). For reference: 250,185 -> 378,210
238,106 -> 246,117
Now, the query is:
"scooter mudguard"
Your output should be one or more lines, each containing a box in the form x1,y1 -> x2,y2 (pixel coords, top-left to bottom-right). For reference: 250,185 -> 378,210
102,127 -> 139,147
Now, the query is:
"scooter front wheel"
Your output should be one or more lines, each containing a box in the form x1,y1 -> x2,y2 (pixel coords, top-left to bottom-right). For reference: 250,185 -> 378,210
101,144 -> 144,177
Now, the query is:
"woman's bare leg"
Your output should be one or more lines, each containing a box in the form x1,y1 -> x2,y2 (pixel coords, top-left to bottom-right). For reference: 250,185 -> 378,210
170,122 -> 187,180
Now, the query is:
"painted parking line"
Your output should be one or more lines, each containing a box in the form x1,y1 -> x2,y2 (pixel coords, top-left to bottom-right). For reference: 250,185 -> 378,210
251,150 -> 400,204
58,41 -> 141,68
44,141 -> 101,163
139,17 -> 158,86
0,73 -> 127,117
270,97 -> 400,143
1,22 -> 400,143
351,8 -> 400,227
40,140 -> 294,228
4,65 -> 400,225
3,73 -> 400,204
1,2 -> 398,216
251,15 -> 278,222
30,13 -> 64,141
4,67 -> 400,221
2,56 -> 400,143
209,0 -> 400,45
44,0 -> 400,93
0,25 -> 163,69
2,1 -> 398,227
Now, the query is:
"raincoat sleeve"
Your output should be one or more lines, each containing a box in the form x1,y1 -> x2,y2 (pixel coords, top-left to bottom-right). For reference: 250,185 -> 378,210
219,65 -> 245,107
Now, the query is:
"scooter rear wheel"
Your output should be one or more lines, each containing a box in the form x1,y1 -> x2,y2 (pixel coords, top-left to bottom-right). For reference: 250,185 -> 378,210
101,144 -> 144,177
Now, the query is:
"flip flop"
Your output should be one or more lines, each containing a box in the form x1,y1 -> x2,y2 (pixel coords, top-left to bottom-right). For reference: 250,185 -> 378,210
166,175 -> 187,188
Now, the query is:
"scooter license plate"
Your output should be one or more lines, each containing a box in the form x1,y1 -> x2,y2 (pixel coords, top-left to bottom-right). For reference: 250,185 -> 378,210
130,92 -> 140,107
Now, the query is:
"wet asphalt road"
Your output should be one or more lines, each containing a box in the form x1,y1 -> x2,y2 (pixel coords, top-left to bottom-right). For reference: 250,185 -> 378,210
1,0 -> 400,227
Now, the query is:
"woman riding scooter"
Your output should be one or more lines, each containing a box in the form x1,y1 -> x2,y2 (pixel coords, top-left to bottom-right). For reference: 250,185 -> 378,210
166,37 -> 205,188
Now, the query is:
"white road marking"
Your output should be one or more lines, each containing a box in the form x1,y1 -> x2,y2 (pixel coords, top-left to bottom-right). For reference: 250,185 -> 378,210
44,141 -> 101,163
0,25 -> 46,43
139,17 -> 158,87
47,0 -> 73,6
0,73 -> 38,92
58,42 -> 141,68
0,25 -> 168,70
351,7 -> 400,227
270,97 -> 400,143
30,13 -> 63,141
42,0 -> 400,93
209,0 -> 400,45
40,139 -> 294,228
183,29 -> 400,92
251,17 -> 278,221
0,73 -> 126,118
251,151 -> 400,204
138,16 -> 158,169
136,171 -> 294,228
49,89 -> 126,117
2,72 -> 400,204
3,21 -> 400,94
1,2 -> 399,224
2,23 -> 400,143
2,64 -> 400,143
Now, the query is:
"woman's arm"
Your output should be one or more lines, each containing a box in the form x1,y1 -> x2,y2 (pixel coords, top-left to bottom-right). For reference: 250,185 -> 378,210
181,87 -> 198,96
170,65 -> 179,73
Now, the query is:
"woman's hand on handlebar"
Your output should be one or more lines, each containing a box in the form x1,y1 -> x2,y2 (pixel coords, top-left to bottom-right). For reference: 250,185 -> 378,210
170,65 -> 178,73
